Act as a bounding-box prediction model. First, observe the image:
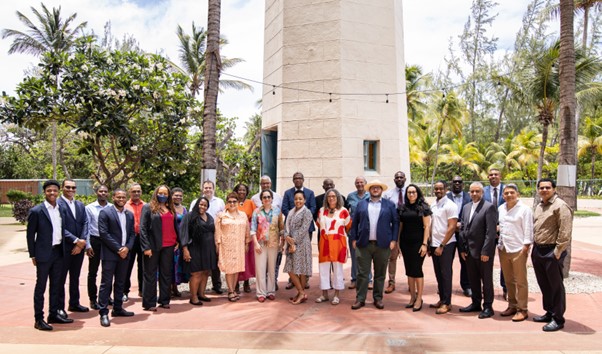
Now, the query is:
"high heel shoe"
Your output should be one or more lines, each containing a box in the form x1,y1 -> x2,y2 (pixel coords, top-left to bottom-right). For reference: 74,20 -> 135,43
405,298 -> 416,309
413,298 -> 423,312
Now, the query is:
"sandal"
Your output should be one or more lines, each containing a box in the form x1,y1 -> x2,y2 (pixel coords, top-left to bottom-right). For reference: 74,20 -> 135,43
228,292 -> 238,302
331,296 -> 340,305
315,295 -> 330,303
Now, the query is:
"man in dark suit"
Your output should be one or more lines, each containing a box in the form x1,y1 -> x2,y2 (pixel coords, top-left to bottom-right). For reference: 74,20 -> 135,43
459,182 -> 498,319
281,171 -> 316,289
349,179 -> 399,310
447,175 -> 472,297
27,180 -> 73,330
483,168 -> 507,299
97,189 -> 136,327
57,179 -> 89,316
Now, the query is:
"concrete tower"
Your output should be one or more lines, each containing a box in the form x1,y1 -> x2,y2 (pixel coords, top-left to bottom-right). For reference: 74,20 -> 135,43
261,0 -> 410,194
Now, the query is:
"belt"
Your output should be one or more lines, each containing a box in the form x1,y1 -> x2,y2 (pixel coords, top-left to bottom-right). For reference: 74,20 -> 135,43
535,243 -> 555,248
368,240 -> 378,244
52,244 -> 62,249
91,235 -> 100,238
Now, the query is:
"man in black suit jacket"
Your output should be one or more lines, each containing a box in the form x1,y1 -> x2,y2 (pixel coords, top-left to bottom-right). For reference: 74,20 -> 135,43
97,189 -> 136,327
27,180 -> 73,330
280,172 -> 317,289
459,182 -> 498,319
483,168 -> 507,298
446,176 -> 472,297
57,179 -> 89,315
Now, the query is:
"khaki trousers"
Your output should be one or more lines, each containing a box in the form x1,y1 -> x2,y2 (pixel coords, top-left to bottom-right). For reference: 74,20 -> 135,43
498,248 -> 529,310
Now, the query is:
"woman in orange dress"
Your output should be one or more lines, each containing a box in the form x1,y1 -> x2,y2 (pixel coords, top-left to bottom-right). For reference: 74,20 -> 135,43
316,188 -> 351,305
215,192 -> 251,302
234,183 -> 255,294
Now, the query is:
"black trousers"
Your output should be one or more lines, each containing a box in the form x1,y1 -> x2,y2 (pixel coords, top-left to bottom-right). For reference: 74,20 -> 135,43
466,253 -> 494,308
532,245 -> 566,324
431,243 -> 456,305
456,242 -> 470,291
87,236 -> 102,302
211,255 -> 222,291
98,256 -> 129,316
59,248 -> 85,309
142,246 -> 174,308
34,246 -> 63,321
125,235 -> 144,295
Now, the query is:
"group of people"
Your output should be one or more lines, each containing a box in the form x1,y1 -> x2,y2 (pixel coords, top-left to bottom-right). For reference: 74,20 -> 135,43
26,169 -> 572,333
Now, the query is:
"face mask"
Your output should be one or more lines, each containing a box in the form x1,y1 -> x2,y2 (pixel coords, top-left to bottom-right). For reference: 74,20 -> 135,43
157,195 -> 168,203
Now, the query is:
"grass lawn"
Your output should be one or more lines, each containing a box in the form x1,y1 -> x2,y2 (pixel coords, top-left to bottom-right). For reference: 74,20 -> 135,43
574,210 -> 601,218
0,204 -> 13,218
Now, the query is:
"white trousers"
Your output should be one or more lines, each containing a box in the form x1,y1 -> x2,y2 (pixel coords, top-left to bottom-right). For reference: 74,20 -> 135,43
254,246 -> 278,297
319,262 -> 344,290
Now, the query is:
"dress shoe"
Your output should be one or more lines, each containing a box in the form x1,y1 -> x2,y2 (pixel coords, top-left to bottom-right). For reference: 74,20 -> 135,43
459,303 -> 482,313
533,313 -> 553,323
429,301 -> 442,309
257,296 -> 266,303
463,288 -> 472,297
478,308 -> 495,319
500,307 -> 517,317
111,309 -> 134,317
90,301 -> 100,310
189,300 -> 203,306
351,301 -> 365,310
57,309 -> 68,318
68,304 -> 89,313
512,310 -> 528,322
243,281 -> 251,293
543,319 -> 564,332
159,304 -> 170,309
436,304 -> 451,315
348,281 -> 356,289
143,307 -> 157,312
34,319 -> 53,331
374,300 -> 384,310
385,284 -> 395,294
122,294 -> 129,302
199,295 -> 212,302
285,282 -> 295,290
213,288 -> 224,295
100,315 -> 110,327
48,314 -> 74,324
267,294 -> 276,301
413,299 -> 424,312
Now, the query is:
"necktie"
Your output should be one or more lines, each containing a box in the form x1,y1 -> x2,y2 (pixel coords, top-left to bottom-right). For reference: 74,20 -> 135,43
398,188 -> 403,208
493,187 -> 498,207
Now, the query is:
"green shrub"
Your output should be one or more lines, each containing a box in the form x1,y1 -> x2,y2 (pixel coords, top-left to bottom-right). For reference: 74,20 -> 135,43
6,189 -> 33,204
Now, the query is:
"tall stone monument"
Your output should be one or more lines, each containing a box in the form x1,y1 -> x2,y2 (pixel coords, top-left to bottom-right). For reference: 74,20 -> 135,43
261,0 -> 410,194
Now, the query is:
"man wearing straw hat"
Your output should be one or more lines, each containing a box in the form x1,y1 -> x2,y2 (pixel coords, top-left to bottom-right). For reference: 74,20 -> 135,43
349,179 -> 399,310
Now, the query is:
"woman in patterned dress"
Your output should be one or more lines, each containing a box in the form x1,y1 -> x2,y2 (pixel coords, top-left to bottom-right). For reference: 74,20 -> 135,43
234,183 -> 255,294
215,192 -> 251,302
316,189 -> 351,305
283,190 -> 314,305
250,189 -> 284,302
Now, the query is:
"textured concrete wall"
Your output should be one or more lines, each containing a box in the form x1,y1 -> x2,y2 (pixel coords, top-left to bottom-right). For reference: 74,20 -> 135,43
262,0 -> 410,196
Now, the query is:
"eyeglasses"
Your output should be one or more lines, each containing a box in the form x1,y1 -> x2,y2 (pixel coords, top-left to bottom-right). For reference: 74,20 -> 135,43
261,196 -> 272,199
407,191 -> 417,195
227,200 -> 238,204
452,181 -> 463,184
64,186 -> 77,190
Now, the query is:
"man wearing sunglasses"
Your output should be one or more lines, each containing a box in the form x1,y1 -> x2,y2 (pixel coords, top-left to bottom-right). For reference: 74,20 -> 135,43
446,176 -> 472,297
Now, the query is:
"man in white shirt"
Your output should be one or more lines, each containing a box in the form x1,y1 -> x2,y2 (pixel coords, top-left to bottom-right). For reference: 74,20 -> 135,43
85,185 -> 112,310
429,180 -> 458,315
382,171 -> 406,294
251,175 -> 282,209
497,184 -> 533,322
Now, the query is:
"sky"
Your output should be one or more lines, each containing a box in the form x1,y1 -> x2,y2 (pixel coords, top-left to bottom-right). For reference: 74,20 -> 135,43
0,0 -> 558,130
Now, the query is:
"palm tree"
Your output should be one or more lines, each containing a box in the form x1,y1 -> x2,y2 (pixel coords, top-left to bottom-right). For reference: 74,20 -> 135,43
175,22 -> 251,98
405,65 -> 430,122
2,3 -> 87,179
441,138 -> 484,179
430,91 -> 466,187
578,116 -> 602,181
551,0 -> 602,50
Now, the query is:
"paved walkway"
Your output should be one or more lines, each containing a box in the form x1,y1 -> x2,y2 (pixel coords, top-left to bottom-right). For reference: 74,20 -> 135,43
1,199 -> 602,353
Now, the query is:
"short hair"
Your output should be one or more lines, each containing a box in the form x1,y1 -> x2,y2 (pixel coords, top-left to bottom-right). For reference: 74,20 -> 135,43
226,192 -> 238,201
128,182 -> 141,190
537,178 -> 556,188
260,189 -> 273,199
113,188 -> 126,196
503,184 -> 519,193
293,172 -> 304,179
470,182 -> 484,191
434,180 -> 447,188
489,168 -> 501,174
43,180 -> 60,191
94,184 -> 109,192
293,190 -> 305,199
172,187 -> 184,194
233,183 -> 249,197
260,175 -> 272,183
61,178 -> 75,187
355,176 -> 367,183
202,180 -> 215,188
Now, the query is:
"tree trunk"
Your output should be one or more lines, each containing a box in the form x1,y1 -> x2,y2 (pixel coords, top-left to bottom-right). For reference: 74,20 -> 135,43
52,121 -> 57,179
536,123 -> 549,183
201,0 -> 222,184
557,0 -> 577,278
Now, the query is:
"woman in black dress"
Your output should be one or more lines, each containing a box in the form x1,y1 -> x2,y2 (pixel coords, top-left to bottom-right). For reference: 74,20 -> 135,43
398,184 -> 431,311
180,197 -> 217,305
